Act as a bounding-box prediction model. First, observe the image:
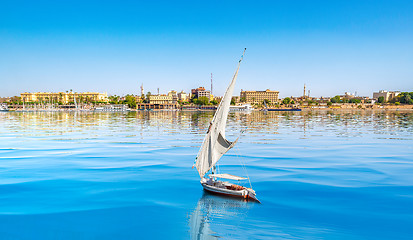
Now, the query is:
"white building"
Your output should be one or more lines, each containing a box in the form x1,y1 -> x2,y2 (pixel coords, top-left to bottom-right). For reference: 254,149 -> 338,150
177,91 -> 188,102
168,90 -> 178,103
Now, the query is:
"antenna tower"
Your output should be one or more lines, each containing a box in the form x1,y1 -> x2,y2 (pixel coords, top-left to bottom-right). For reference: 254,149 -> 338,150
211,73 -> 213,95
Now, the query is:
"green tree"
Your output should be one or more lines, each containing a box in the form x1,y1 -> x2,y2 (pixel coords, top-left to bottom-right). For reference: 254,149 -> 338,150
211,99 -> 218,105
330,95 -> 341,103
193,97 -> 209,105
378,96 -> 385,103
230,97 -> 236,105
307,99 -> 315,105
263,99 -> 271,104
125,95 -> 137,109
327,101 -> 332,106
198,97 -> 209,105
144,92 -> 151,103
401,93 -> 411,104
240,97 -> 246,103
282,97 -> 291,105
109,95 -> 120,104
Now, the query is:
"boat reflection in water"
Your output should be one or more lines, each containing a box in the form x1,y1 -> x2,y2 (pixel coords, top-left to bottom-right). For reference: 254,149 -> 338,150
189,192 -> 254,239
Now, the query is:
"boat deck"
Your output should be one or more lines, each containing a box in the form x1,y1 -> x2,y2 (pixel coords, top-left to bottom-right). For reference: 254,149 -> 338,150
201,178 -> 260,202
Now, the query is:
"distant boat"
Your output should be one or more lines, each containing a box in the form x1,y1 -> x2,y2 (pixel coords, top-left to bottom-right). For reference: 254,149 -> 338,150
229,104 -> 254,113
94,104 -> 130,112
0,103 -> 9,112
262,100 -> 269,112
193,49 -> 260,203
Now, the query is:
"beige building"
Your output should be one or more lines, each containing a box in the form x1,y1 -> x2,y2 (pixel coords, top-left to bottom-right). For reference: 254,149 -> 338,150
373,90 -> 400,102
167,90 -> 178,103
177,91 -> 188,102
197,90 -> 210,99
21,92 -> 108,103
240,89 -> 279,104
191,87 -> 211,100
149,94 -> 173,104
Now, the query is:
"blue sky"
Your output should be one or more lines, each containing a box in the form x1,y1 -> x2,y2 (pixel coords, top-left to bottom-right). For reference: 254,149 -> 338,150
1,0 -> 412,97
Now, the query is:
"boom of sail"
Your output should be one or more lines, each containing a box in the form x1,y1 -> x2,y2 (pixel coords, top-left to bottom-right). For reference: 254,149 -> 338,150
195,49 -> 246,178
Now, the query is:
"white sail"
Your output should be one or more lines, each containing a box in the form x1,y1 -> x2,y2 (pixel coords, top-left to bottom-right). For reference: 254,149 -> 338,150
195,49 -> 246,178
208,173 -> 247,181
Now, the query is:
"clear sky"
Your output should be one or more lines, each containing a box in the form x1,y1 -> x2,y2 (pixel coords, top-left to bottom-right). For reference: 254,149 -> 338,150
1,0 -> 412,98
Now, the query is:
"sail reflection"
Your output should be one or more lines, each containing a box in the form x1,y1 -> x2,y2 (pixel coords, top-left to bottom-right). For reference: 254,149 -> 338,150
189,192 -> 253,239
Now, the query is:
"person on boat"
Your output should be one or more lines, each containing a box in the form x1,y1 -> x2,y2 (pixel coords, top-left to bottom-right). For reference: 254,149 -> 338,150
207,177 -> 214,185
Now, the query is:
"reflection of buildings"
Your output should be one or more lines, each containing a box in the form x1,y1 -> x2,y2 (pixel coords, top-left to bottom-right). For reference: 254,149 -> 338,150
240,89 -> 279,104
21,92 -> 108,103
189,193 -> 251,240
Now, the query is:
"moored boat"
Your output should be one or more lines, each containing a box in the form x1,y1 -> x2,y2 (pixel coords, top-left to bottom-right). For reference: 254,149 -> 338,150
229,104 -> 254,112
0,103 -> 9,112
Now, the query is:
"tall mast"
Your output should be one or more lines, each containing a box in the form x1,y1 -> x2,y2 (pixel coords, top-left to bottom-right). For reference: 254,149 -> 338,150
194,48 -> 246,178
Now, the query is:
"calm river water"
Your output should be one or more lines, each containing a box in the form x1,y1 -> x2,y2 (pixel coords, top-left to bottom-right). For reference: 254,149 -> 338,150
0,110 -> 412,239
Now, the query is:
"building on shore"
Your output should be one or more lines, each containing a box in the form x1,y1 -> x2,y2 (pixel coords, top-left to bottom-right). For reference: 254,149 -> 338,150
373,90 -> 400,102
0,97 -> 12,102
149,94 -> 173,104
191,87 -> 211,100
136,103 -> 179,110
240,89 -> 279,104
167,90 -> 178,104
20,92 -> 108,103
177,90 -> 188,102
340,92 -> 355,99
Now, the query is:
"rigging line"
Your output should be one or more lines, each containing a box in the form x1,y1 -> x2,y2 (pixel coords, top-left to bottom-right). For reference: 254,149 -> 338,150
232,127 -> 253,188
233,140 -> 252,189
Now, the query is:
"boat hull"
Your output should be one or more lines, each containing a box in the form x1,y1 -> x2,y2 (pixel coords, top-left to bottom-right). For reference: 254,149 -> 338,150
201,180 -> 260,203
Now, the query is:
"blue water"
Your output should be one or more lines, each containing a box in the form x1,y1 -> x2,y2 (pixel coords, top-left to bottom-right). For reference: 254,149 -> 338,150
0,110 -> 412,239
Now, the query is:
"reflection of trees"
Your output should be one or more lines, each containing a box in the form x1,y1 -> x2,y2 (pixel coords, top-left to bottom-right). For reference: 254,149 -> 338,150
1,110 -> 412,140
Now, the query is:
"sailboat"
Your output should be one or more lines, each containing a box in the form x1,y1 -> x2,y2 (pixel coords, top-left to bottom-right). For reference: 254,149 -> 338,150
193,49 -> 260,203
262,100 -> 269,112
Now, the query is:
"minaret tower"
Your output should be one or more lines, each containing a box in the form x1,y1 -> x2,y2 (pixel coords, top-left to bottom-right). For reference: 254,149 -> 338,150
303,84 -> 306,98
